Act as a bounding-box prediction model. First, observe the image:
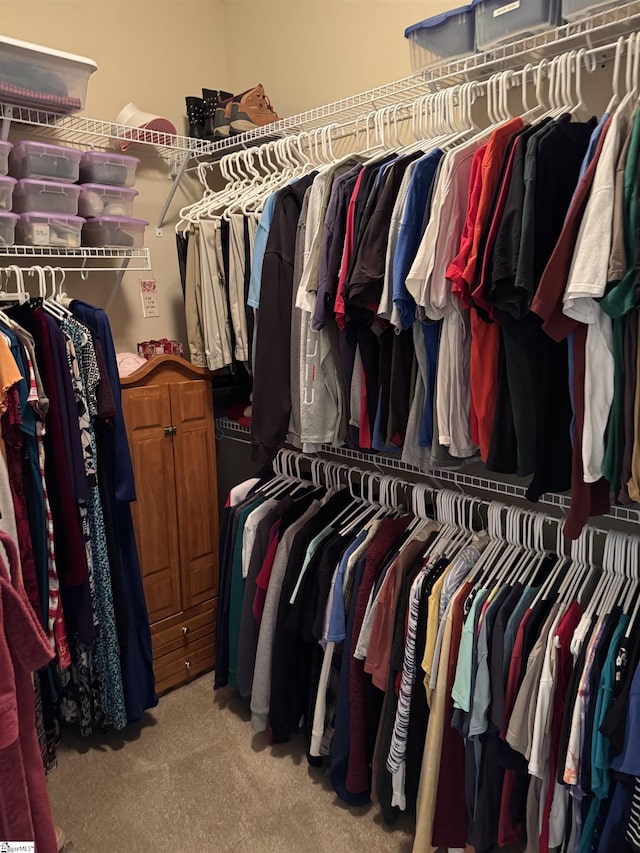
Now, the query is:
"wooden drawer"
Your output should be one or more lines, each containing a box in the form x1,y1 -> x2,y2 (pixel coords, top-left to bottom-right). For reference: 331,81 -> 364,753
150,598 -> 217,658
153,629 -> 216,695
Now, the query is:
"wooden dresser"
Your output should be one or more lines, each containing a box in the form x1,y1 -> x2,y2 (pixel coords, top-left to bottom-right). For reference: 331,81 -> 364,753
121,355 -> 219,694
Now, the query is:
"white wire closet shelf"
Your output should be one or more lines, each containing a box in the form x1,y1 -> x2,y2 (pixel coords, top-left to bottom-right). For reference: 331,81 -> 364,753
0,245 -> 151,275
2,1 -> 640,163
216,417 -> 640,526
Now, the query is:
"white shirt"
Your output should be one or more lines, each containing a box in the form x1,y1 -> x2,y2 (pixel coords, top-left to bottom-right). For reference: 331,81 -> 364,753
405,154 -> 451,312
528,608 -> 564,778
563,93 -> 635,483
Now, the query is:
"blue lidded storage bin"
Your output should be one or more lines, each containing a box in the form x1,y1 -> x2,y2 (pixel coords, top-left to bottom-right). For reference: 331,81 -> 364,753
562,0 -> 624,20
405,2 -> 479,71
476,0 -> 560,51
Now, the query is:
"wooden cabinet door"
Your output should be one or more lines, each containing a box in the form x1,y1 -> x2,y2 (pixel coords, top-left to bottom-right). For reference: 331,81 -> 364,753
122,384 -> 182,622
170,380 -> 219,608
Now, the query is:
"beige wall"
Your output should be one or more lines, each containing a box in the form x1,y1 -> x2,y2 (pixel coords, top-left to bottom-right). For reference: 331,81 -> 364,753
223,0 -> 450,118
0,0 -> 229,351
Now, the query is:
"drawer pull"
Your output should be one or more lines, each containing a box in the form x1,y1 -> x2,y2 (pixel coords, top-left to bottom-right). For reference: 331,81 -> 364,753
184,660 -> 192,670
182,626 -> 189,636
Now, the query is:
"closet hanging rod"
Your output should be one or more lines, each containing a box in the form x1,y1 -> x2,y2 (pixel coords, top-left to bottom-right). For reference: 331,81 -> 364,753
271,448 -> 640,567
216,418 -> 640,527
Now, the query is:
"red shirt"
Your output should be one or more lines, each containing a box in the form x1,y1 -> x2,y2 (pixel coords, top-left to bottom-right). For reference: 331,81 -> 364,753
346,516 -> 411,796
498,607 -> 533,846
539,601 -> 582,853
0,531 -> 57,853
466,120 -> 524,461
447,144 -> 488,308
253,520 -> 281,624
334,170 -> 365,330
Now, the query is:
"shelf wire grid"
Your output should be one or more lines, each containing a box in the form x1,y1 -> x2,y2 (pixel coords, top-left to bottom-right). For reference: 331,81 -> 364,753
216,417 -> 640,525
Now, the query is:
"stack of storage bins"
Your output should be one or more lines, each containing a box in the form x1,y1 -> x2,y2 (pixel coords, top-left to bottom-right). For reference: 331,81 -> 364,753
11,141 -> 84,247
0,142 -> 17,245
5,141 -> 148,248
406,0 -> 626,71
78,152 -> 148,248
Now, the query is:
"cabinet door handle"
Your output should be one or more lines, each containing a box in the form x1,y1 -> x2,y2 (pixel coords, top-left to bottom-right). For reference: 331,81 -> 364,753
184,660 -> 192,670
182,626 -> 189,636
163,425 -> 177,436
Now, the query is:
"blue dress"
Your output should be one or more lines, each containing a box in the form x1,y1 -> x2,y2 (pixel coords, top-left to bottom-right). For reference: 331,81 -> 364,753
70,301 -> 157,723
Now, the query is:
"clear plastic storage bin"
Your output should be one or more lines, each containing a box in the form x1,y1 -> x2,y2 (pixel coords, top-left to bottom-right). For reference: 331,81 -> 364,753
16,212 -> 84,248
0,176 -> 16,211
562,0 -> 623,19
79,152 -> 139,187
0,35 -> 96,114
78,183 -> 138,218
82,215 -> 148,248
405,2 -> 478,71
0,211 -> 18,246
13,178 -> 80,215
476,0 -> 560,50
0,142 -> 13,176
9,141 -> 82,183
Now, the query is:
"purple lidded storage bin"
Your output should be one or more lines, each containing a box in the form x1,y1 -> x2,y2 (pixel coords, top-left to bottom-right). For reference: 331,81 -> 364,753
0,175 -> 16,211
0,141 -> 13,176
17,212 -> 84,248
82,215 -> 148,248
0,210 -> 18,246
79,151 -> 139,187
9,140 -> 82,182
13,178 -> 80,215
78,183 -> 138,218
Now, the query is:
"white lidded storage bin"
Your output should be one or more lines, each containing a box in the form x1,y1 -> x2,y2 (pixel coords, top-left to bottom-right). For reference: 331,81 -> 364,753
0,176 -> 16,211
0,211 -> 18,246
82,215 -> 148,248
17,212 -> 84,248
13,178 -> 80,215
562,0 -> 624,19
476,0 -> 560,50
79,151 -> 139,187
405,2 -> 478,71
0,36 -> 96,114
10,141 -> 82,183
78,183 -> 138,218
0,142 -> 13,176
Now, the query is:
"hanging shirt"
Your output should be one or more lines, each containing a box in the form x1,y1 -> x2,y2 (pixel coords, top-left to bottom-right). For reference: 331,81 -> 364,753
563,92 -> 635,483
391,148 -> 444,329
247,191 -> 277,309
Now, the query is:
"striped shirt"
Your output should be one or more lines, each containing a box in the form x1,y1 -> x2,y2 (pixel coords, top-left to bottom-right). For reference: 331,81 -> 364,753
386,564 -> 430,810
627,777 -> 640,850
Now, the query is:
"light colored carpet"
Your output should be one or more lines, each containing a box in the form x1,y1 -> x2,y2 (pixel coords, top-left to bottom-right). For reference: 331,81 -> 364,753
47,675 -> 416,853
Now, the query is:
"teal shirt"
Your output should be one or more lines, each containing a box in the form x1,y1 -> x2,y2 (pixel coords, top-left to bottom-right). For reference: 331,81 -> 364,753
591,613 -> 629,798
289,526 -> 334,605
452,588 -> 489,712
228,497 -> 267,688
